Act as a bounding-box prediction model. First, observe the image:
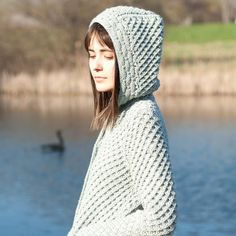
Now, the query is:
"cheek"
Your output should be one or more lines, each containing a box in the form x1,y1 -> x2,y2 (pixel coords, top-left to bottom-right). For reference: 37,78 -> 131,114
109,60 -> 115,76
88,60 -> 93,71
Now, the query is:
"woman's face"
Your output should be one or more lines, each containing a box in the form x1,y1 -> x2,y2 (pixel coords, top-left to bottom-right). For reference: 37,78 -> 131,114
88,34 -> 115,92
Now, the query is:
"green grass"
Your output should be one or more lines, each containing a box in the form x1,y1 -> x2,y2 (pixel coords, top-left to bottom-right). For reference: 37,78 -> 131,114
165,23 -> 236,44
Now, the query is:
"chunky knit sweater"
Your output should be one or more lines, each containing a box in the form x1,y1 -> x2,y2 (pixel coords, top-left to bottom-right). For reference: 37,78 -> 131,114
68,6 -> 177,236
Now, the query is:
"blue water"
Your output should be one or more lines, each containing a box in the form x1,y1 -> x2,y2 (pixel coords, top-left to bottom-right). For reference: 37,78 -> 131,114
0,95 -> 235,236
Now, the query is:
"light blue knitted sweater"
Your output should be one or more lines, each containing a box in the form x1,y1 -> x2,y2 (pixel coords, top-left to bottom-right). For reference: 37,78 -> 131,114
68,6 -> 177,236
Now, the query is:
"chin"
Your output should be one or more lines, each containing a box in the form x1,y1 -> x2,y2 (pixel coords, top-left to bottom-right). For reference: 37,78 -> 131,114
96,86 -> 113,92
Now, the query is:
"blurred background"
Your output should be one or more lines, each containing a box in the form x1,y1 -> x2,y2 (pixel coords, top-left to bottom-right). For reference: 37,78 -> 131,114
0,0 -> 236,235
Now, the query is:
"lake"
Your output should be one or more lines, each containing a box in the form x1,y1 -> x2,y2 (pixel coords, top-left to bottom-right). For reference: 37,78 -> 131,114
0,94 -> 235,236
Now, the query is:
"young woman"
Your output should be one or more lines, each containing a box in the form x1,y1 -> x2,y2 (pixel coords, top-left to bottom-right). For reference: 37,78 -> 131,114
68,6 -> 177,236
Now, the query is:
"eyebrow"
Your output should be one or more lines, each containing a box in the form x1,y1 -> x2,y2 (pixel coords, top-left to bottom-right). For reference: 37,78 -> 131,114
88,48 -> 113,53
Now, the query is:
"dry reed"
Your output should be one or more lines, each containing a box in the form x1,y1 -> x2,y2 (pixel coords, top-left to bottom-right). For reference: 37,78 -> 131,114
158,59 -> 236,96
0,65 -> 91,96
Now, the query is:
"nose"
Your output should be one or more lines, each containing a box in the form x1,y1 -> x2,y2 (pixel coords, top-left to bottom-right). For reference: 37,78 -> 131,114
93,56 -> 103,71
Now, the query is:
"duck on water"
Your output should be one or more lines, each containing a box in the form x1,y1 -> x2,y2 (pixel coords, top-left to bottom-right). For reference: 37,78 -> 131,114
41,130 -> 65,154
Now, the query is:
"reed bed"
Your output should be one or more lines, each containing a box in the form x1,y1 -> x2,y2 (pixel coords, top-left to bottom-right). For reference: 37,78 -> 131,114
158,59 -> 236,96
0,67 -> 91,96
1,60 -> 236,96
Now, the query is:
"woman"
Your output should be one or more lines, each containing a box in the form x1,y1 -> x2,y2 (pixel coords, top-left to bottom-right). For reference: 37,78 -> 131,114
68,6 -> 177,236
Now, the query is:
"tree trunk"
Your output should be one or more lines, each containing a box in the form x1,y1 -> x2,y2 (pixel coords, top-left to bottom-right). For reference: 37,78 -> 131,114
220,0 -> 230,23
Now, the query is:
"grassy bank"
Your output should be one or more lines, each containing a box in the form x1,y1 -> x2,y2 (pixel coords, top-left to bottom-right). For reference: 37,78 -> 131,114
165,23 -> 236,43
163,41 -> 236,64
163,23 -> 236,64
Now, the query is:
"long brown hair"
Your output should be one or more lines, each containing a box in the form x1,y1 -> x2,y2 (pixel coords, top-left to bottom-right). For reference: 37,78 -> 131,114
84,23 -> 120,131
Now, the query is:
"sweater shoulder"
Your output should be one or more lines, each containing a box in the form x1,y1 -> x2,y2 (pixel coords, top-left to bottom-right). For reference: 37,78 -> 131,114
121,96 -> 168,140
125,96 -> 162,122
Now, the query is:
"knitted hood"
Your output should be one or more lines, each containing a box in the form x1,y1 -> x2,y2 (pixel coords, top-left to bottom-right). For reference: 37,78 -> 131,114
90,6 -> 164,107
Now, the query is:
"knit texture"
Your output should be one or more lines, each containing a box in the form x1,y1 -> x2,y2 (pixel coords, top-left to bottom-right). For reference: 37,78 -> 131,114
68,95 -> 177,236
89,6 -> 164,107
68,5 -> 177,236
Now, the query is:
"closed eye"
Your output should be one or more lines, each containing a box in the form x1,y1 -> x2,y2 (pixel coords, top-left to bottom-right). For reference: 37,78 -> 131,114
88,53 -> 95,59
104,56 -> 114,60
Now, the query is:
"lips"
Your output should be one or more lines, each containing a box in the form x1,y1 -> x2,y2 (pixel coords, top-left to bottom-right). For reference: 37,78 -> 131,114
94,76 -> 106,79
94,76 -> 106,81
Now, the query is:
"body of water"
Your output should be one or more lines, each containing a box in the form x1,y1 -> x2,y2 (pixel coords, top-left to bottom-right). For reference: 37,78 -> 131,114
0,95 -> 235,236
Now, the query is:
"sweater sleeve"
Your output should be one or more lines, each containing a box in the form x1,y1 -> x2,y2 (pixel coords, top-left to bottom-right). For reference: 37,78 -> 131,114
72,110 -> 177,236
